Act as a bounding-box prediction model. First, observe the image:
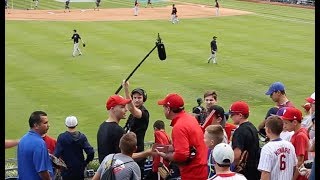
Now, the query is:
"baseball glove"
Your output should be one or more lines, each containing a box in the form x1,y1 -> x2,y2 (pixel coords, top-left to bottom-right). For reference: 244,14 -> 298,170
83,43 -> 86,47
49,153 -> 67,169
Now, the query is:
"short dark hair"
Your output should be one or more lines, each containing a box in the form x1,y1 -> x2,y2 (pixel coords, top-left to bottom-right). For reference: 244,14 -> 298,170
153,120 -> 165,130
29,111 -> 47,128
265,115 -> 283,135
73,29 -> 77,32
171,107 -> 184,113
204,90 -> 218,101
119,132 -> 137,155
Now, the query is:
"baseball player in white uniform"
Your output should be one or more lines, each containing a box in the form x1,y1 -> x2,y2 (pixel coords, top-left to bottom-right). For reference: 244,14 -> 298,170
258,115 -> 297,180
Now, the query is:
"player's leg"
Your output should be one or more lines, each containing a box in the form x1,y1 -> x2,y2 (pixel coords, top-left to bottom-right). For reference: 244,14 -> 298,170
212,52 -> 217,64
73,43 -> 77,57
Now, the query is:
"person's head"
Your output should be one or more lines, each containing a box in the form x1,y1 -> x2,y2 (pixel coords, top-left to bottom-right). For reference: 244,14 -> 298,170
153,120 -> 165,131
158,93 -> 184,120
305,92 -> 315,113
204,125 -> 224,149
119,132 -> 137,155
213,36 -> 217,40
301,103 -> 311,114
172,4 -> 175,7
229,101 -> 249,125
29,111 -> 49,136
204,90 -> 218,109
73,29 -> 76,33
106,95 -> 131,121
279,107 -> 303,132
265,115 -> 283,138
65,115 -> 78,129
212,143 -> 234,169
265,82 -> 286,103
264,107 -> 279,120
131,88 -> 147,107
206,105 -> 226,128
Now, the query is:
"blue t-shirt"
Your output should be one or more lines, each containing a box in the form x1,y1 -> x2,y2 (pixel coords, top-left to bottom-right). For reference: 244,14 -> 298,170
18,130 -> 53,180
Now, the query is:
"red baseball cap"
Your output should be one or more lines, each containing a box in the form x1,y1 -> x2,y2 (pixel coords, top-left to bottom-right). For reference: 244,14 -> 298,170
305,92 -> 315,104
229,101 -> 249,115
106,95 -> 131,110
280,107 -> 302,122
158,93 -> 184,109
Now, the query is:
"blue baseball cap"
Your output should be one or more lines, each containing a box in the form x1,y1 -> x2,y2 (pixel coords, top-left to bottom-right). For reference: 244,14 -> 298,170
265,82 -> 285,95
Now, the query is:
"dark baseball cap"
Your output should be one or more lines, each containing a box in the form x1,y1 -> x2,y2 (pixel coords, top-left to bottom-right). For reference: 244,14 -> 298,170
207,105 -> 225,118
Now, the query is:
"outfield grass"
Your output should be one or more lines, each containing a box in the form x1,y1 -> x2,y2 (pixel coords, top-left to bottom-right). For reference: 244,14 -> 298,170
5,0 -> 314,159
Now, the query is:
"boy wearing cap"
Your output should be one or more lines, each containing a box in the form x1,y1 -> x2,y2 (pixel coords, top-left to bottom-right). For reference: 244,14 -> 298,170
54,116 -> 95,180
301,92 -> 315,129
280,107 -> 309,180
209,143 -> 247,180
229,101 -> 261,180
156,93 -> 208,180
202,105 -> 236,143
265,82 -> 294,108
122,80 -> 150,177
97,95 -> 131,163
258,115 -> 297,180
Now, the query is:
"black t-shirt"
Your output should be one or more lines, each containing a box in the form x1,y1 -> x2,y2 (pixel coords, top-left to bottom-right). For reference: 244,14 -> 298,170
71,33 -> 81,44
210,40 -> 217,51
232,121 -> 261,180
97,121 -> 125,163
171,7 -> 177,15
124,106 -> 149,153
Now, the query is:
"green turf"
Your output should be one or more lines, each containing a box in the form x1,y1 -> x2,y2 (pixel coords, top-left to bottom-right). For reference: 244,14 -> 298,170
5,0 -> 314,159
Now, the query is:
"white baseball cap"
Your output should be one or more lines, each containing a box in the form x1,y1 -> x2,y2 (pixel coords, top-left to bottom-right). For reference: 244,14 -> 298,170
65,116 -> 78,127
212,143 -> 234,166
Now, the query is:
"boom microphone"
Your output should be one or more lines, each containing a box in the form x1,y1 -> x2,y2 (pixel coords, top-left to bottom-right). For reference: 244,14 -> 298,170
156,33 -> 166,60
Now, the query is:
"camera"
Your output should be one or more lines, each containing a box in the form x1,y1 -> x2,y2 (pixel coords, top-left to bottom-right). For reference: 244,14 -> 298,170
192,98 -> 206,125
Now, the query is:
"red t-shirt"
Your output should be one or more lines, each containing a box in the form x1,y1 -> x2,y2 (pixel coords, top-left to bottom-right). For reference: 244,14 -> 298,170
43,135 -> 57,154
171,111 -> 208,180
290,128 -> 309,180
224,122 -> 237,143
153,130 -> 171,172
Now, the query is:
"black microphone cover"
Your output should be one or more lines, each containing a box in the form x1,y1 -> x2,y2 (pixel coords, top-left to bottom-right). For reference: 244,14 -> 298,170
157,43 -> 166,60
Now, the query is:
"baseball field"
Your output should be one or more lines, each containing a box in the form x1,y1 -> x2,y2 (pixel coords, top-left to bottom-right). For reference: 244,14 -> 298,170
5,0 -> 314,160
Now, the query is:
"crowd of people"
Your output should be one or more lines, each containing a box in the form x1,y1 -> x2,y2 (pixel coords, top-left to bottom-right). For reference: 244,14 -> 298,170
5,81 -> 315,180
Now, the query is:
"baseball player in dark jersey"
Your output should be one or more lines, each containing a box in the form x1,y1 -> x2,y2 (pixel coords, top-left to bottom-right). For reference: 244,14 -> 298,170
94,0 -> 101,11
71,29 -> 83,57
64,0 -> 70,13
145,0 -> 152,8
208,36 -> 218,64
171,4 -> 179,24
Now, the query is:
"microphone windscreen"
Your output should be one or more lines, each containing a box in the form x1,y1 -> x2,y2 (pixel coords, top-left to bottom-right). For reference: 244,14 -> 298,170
157,43 -> 166,60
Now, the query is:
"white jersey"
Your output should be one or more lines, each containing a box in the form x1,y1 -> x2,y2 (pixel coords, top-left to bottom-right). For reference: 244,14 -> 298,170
258,139 -> 297,180
208,172 -> 247,180
280,131 -> 294,141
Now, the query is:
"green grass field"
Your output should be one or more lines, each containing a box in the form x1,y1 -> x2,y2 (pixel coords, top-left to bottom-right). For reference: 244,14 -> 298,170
5,0 -> 314,159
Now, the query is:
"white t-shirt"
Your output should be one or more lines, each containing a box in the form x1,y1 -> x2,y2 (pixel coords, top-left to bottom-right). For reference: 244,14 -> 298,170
208,172 -> 247,180
258,139 -> 297,180
280,131 -> 294,141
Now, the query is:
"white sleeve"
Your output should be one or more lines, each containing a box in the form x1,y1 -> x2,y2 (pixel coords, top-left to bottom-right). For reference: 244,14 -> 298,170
258,145 -> 273,172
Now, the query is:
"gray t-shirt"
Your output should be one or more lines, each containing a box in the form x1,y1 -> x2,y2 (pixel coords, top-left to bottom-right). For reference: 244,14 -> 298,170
97,153 -> 141,180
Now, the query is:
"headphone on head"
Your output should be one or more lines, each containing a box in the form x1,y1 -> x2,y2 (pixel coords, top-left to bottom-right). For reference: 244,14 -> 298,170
131,88 -> 147,102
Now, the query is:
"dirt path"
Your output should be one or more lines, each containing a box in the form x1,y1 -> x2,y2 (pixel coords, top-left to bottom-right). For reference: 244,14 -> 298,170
5,4 -> 253,21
